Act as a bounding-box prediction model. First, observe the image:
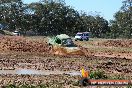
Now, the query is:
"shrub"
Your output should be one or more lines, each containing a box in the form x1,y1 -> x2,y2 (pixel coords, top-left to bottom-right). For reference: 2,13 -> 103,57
89,70 -> 107,79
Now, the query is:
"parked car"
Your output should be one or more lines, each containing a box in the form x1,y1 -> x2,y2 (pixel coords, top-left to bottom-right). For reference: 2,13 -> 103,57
74,32 -> 89,41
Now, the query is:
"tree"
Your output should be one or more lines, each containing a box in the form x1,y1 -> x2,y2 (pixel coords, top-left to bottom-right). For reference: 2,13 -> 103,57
110,0 -> 132,38
79,12 -> 109,38
0,0 -> 28,34
28,1 -> 81,36
1,0 -> 109,37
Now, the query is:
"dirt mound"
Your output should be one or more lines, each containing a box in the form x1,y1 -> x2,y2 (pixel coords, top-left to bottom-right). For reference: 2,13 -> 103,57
52,46 -> 68,56
0,36 -> 50,53
0,36 -> 87,57
99,40 -> 132,47
51,46 -> 85,56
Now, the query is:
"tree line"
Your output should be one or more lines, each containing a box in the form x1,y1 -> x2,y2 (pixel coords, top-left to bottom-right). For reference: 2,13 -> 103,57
0,0 -> 131,38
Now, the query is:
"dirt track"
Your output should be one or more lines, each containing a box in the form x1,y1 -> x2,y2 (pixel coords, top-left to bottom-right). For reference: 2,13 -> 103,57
0,36 -> 132,87
1,36 -> 132,59
0,36 -> 50,53
0,52 -> 132,87
75,39 -> 132,59
98,40 -> 132,48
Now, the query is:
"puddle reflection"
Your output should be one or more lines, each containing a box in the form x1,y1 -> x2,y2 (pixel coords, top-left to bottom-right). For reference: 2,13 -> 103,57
0,69 -> 81,76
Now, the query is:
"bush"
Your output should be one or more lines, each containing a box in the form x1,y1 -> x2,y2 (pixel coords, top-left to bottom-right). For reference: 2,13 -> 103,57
89,70 -> 107,79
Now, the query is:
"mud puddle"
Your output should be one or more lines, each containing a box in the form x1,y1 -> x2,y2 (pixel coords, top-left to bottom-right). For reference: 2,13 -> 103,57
0,69 -> 81,76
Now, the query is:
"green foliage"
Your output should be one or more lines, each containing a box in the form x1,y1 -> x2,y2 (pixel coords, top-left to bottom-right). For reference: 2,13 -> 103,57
109,0 -> 132,38
0,0 -> 109,37
89,70 -> 107,79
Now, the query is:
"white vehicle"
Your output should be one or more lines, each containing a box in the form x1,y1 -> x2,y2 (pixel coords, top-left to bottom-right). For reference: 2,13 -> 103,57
74,32 -> 89,41
12,30 -> 20,36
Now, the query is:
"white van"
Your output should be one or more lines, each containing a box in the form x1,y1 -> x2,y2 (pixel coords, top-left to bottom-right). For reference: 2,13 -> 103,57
74,32 -> 89,41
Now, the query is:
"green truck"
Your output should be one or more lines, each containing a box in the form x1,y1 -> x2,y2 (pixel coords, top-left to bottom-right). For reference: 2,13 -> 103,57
48,34 -> 84,55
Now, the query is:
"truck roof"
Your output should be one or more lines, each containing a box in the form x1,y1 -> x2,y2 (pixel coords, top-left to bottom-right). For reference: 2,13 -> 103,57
56,34 -> 70,40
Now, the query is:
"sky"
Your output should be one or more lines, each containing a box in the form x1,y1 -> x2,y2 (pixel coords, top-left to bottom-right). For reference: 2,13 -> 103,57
23,0 -> 123,21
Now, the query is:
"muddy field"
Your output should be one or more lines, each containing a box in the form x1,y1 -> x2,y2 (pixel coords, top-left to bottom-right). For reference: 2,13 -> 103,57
75,39 -> 132,59
0,36 -> 132,87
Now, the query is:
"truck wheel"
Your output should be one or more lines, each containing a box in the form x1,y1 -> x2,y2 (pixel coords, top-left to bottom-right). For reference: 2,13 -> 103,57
75,39 -> 77,41
80,39 -> 83,41
85,38 -> 89,41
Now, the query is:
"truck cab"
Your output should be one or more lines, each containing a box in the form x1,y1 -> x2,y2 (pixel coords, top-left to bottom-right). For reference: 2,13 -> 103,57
48,34 -> 75,47
48,34 -> 84,56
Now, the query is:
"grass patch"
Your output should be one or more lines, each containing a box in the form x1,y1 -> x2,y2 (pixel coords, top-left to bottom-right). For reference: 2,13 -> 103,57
89,70 -> 108,79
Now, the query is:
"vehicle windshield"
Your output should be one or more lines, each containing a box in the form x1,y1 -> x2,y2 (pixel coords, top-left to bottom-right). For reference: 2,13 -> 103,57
76,33 -> 83,36
62,38 -> 74,46
84,33 -> 89,36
